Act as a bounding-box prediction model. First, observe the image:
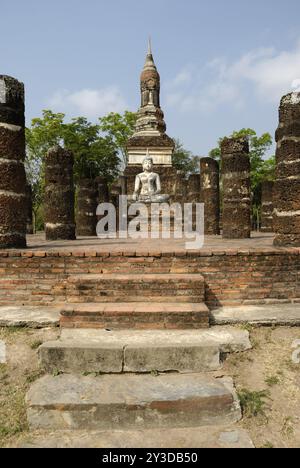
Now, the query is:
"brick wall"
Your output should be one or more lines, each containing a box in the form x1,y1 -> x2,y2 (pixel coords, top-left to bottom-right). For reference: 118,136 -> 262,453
0,249 -> 299,309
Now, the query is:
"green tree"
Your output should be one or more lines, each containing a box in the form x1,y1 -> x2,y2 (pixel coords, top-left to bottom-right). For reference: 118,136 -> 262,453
172,139 -> 200,175
99,111 -> 137,165
63,117 -> 119,181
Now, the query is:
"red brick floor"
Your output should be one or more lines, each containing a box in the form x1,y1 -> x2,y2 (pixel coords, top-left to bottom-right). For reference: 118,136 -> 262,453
19,231 -> 294,255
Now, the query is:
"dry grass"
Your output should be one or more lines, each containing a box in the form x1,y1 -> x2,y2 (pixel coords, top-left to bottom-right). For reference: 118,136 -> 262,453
223,326 -> 300,448
0,327 -> 59,447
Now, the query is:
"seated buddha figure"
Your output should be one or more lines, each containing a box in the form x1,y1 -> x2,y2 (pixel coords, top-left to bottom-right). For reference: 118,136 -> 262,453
132,155 -> 170,203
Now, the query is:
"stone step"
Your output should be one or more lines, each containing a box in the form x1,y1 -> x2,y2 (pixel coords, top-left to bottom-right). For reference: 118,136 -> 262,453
19,426 -> 254,448
39,327 -> 251,374
211,304 -> 300,326
59,302 -> 210,329
65,273 -> 205,303
26,374 -> 241,431
0,305 -> 60,328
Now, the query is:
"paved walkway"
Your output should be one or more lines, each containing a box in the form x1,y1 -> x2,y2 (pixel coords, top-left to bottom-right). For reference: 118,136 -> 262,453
9,231 -> 297,254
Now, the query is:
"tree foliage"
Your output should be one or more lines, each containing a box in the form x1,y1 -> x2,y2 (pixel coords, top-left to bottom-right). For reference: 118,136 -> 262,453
172,139 -> 200,175
209,128 -> 275,190
99,111 -> 137,166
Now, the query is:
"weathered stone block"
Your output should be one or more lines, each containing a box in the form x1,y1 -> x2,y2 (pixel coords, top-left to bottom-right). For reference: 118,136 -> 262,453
26,374 -> 241,430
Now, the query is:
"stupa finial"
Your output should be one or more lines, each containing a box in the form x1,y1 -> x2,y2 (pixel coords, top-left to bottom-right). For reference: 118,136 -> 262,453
148,37 -> 152,56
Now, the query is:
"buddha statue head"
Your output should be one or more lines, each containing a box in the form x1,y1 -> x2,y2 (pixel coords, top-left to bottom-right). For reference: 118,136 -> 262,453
142,155 -> 154,172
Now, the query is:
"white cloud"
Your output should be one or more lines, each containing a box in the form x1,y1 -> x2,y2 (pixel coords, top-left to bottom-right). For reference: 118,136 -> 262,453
47,86 -> 127,119
291,78 -> 300,92
227,41 -> 300,101
165,40 -> 300,112
172,70 -> 192,86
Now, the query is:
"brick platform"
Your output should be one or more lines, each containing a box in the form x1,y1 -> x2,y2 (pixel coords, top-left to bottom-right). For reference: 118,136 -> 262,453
0,233 -> 299,312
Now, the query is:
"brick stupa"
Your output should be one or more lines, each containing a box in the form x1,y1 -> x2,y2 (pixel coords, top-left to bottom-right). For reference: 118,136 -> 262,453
124,40 -> 176,196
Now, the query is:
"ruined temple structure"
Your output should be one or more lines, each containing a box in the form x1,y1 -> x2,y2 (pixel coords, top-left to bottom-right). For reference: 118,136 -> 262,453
25,183 -> 34,234
95,176 -> 109,205
76,179 -> 98,236
221,137 -> 251,239
200,158 -> 220,235
260,180 -> 274,233
174,170 -> 187,206
45,146 -> 76,240
187,174 -> 201,203
124,40 -> 177,198
273,93 -> 300,246
0,75 -> 27,248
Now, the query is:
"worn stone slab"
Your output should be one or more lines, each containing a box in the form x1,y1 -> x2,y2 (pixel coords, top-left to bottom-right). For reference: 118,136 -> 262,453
124,344 -> 220,373
19,426 -> 254,448
211,304 -> 300,326
26,374 -> 241,430
39,341 -> 124,373
39,327 -> 251,374
0,306 -> 60,328
60,327 -> 251,352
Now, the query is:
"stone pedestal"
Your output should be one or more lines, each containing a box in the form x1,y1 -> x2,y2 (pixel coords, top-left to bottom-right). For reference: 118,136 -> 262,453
261,181 -> 274,233
45,146 -> 75,240
76,179 -> 98,237
26,183 -> 34,234
0,75 -> 27,248
221,138 -> 251,239
274,93 -> 300,246
200,158 -> 220,235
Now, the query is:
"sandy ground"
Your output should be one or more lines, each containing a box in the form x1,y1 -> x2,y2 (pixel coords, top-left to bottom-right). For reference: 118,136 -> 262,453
0,325 -> 299,448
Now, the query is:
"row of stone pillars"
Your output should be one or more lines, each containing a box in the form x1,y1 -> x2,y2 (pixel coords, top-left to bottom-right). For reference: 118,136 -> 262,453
1,74 -> 300,247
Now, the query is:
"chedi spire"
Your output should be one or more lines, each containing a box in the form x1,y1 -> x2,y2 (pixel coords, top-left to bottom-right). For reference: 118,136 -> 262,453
133,40 -> 166,136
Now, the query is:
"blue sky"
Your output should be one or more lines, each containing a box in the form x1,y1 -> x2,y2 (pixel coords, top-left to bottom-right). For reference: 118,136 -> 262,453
1,0 -> 300,156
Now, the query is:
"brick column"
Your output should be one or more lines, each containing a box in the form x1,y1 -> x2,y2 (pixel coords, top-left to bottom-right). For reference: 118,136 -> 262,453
274,93 -> 300,246
76,179 -> 98,236
200,157 -> 220,235
25,183 -> 34,234
174,170 -> 187,204
261,181 -> 274,233
0,75 -> 27,248
221,137 -> 251,239
95,176 -> 109,204
45,145 -> 75,240
187,174 -> 201,203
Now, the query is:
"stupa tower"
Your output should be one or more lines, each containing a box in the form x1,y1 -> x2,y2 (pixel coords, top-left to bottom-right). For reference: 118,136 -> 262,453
126,39 -> 174,167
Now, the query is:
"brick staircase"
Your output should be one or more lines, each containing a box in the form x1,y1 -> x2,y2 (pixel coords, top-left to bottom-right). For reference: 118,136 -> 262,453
60,273 -> 209,329
19,264 -> 253,447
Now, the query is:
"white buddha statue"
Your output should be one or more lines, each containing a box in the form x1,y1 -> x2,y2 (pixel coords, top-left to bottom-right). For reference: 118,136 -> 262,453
132,153 -> 170,203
